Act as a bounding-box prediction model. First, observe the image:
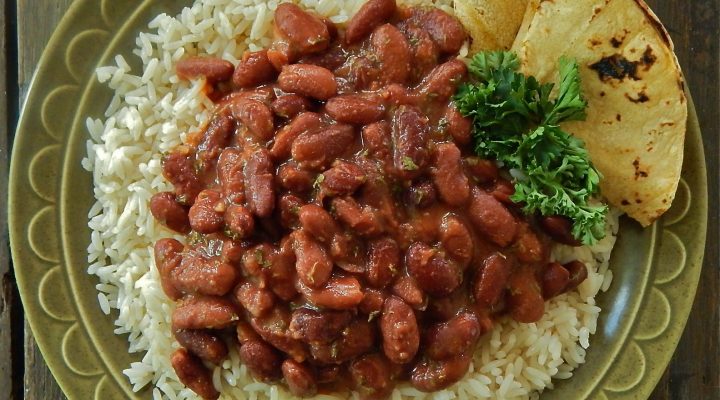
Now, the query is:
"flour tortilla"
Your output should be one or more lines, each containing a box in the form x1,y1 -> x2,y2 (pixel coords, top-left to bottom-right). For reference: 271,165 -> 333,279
453,0 -> 528,51
511,0 -> 687,226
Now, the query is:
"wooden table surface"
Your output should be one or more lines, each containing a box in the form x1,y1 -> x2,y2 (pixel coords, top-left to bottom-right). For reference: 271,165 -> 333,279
2,0 -> 718,399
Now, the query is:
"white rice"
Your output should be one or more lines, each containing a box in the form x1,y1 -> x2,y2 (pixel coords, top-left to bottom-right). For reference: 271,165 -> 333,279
82,1 -> 621,399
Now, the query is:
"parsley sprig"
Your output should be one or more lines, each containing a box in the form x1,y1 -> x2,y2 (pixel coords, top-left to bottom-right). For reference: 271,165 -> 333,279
454,51 -> 607,245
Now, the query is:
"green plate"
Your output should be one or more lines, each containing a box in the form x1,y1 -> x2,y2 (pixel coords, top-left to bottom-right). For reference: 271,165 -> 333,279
9,0 -> 707,399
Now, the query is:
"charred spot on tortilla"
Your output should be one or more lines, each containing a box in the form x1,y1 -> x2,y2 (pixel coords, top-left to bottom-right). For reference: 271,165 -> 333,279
590,47 -> 656,82
621,199 -> 630,206
633,158 -> 649,179
616,114 -> 622,121
625,91 -> 650,103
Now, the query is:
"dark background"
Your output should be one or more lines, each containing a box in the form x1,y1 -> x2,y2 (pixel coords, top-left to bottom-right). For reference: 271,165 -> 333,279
0,0 -> 718,399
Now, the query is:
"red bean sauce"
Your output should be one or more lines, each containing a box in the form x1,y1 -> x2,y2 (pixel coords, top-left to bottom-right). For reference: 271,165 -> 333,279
151,0 -> 588,398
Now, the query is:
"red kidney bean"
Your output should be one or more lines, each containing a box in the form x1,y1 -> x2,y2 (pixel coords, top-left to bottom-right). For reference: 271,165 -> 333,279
366,237 -> 400,288
173,329 -> 228,365
224,204 -> 254,239
349,354 -> 393,398
266,239 -> 300,301
172,296 -> 239,330
282,360 -> 318,397
250,307 -> 308,362
274,3 -> 330,57
332,197 -> 383,237
217,148 -> 245,204
162,148 -> 202,205
325,93 -> 385,124
392,105 -> 429,179
410,354 -> 471,392
176,56 -> 234,82
380,296 -> 419,364
440,214 -> 473,268
154,238 -> 184,300
381,83 -> 422,107
278,64 -> 337,100
270,112 -> 323,161
239,339 -> 283,382
391,275 -> 426,310
564,260 -> 588,291
230,98 -> 274,141
414,9 -> 468,54
309,319 -> 376,365
330,232 -> 367,274
297,275 -> 365,310
540,215 -> 582,246
171,348 -> 220,400
291,123 -> 354,170
515,223 -> 545,263
359,288 -> 387,315
244,149 -> 276,218
371,24 -> 411,85
188,189 -> 225,233
473,252 -> 512,308
417,59 -> 467,102
425,312 -> 481,360
197,113 -> 234,165
298,204 -> 339,244
405,26 -> 440,81
542,262 -> 570,299
321,161 -> 367,197
173,249 -> 238,297
220,239 -> 243,265
271,94 -> 312,119
406,243 -> 462,297
432,142 -> 470,206
279,194 -> 303,229
241,243 -> 274,277
491,179 -> 516,204
233,50 -> 277,88
316,365 -> 341,384
465,157 -> 499,184
345,0 -> 397,44
234,281 -> 275,318
236,321 -> 261,345
468,187 -> 518,247
507,266 -> 546,323
407,181 -> 437,209
289,308 -> 353,344
362,121 -> 392,163
425,290 -> 466,322
277,163 -> 314,193
292,230 -> 333,288
150,192 -> 190,233
444,104 -> 472,145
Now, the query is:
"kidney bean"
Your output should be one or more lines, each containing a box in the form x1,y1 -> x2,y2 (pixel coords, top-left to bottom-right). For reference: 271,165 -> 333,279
380,296 -> 419,364
297,275 -> 365,310
413,9 -> 468,54
410,354 -> 471,392
188,189 -> 225,233
564,260 -> 588,291
469,187 -> 518,247
278,64 -> 337,101
220,240 -> 243,265
172,296 -> 239,330
291,124 -> 354,170
444,105 -> 472,145
432,143 -> 470,206
277,163 -> 314,194
176,56 -> 234,83
381,83 -> 422,107
242,243 -> 274,277
298,204 -> 339,244
360,288 -> 387,315
162,149 -> 202,205
174,329 -> 228,365
425,312 -> 481,360
321,161 -> 366,197
507,266 -> 545,323
270,112 -> 323,161
154,239 -> 184,300
289,308 -> 353,344
440,215 -> 473,268
239,339 -> 283,382
417,59 -> 467,103
473,253 -> 512,308
349,354 -> 393,398
217,86 -> 277,107
406,243 -> 462,297
197,113 -> 234,165
332,197 -> 383,237
345,0 -> 397,44
233,50 -> 277,88
366,237 -> 400,288
309,319 -> 376,364
173,250 -> 238,297
326,94 -> 385,125
540,215 -> 582,246
278,194 -> 303,229
515,223 -> 545,263
272,94 -> 312,119
425,290 -> 466,322
292,230 -> 333,288
371,24 -> 411,85
234,281 -> 275,318
491,179 -> 516,205
171,348 -> 220,400
230,98 -> 274,141
407,181 -> 437,209
391,275 -> 426,309
274,3 -> 330,57
392,105 -> 429,179
405,26 -> 440,82
315,365 -> 341,384
266,239 -> 300,301
465,157 -> 498,184
244,149 -> 276,218
362,121 -> 392,163
330,232 -> 367,274
224,204 -> 254,239
217,148 -> 245,204
542,262 -> 570,299
150,192 -> 190,233
251,307 -> 308,362
282,360 -> 318,397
